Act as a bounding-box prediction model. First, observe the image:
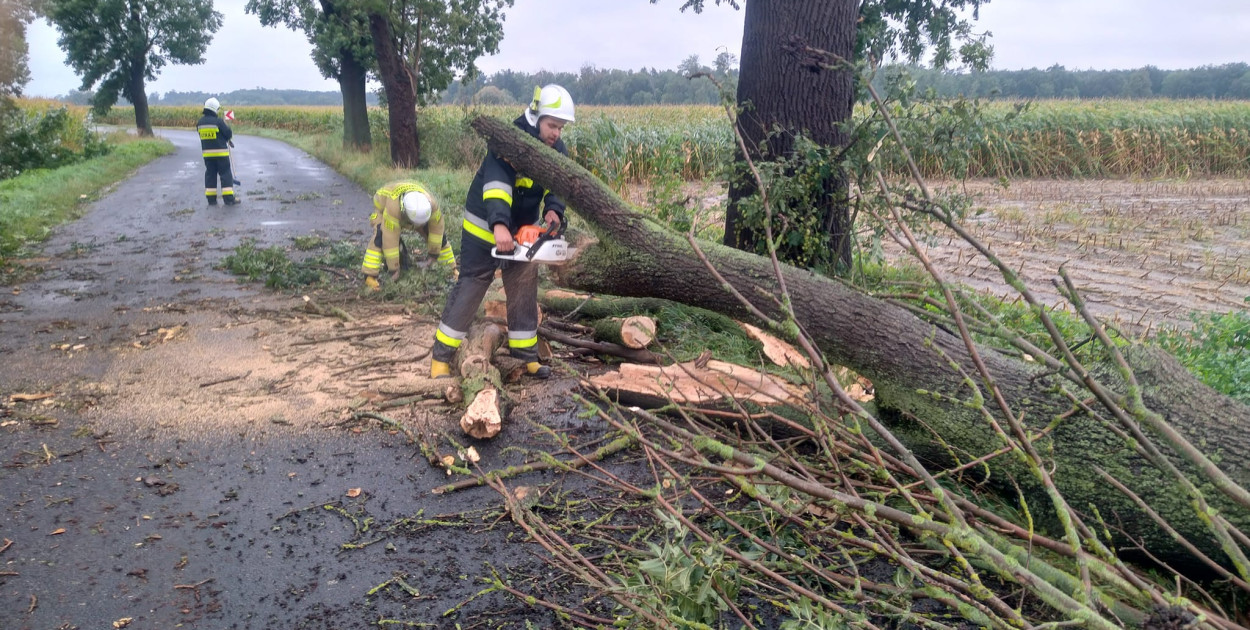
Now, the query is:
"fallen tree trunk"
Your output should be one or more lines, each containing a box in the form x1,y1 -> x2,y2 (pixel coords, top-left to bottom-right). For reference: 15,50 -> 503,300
471,114 -> 1250,562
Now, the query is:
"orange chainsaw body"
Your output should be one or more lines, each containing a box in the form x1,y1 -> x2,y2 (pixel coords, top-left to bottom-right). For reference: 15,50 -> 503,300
514,225 -> 544,246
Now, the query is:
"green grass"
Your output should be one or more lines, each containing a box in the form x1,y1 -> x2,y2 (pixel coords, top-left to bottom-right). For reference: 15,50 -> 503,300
1154,309 -> 1250,405
0,134 -> 174,259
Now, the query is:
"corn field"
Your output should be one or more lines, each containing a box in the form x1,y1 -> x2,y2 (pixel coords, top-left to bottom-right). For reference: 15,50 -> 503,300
92,100 -> 1250,181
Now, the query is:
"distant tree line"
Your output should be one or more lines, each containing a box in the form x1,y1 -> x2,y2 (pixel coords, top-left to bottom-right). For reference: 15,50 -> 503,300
892,63 -> 1250,100
51,61 -> 1250,108
440,53 -> 740,106
56,87 -> 381,108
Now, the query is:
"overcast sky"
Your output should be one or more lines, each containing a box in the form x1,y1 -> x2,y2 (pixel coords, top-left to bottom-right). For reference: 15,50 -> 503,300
22,0 -> 1250,99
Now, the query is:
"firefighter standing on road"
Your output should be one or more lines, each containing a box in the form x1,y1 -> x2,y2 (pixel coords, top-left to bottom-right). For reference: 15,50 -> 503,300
197,97 -> 239,206
361,181 -> 456,290
429,84 -> 575,380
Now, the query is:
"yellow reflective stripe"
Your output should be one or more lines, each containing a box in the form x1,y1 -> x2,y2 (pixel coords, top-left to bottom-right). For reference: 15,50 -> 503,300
462,218 -> 495,243
384,215 -> 399,231
202,150 -> 229,157
382,247 -> 400,258
482,189 -> 512,205
436,324 -> 465,348
435,330 -> 462,348
516,177 -> 534,189
222,187 -> 234,195
205,189 -> 217,196
508,336 -> 538,349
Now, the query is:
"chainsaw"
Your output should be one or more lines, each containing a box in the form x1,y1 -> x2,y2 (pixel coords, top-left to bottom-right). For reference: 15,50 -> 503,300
491,222 -> 576,264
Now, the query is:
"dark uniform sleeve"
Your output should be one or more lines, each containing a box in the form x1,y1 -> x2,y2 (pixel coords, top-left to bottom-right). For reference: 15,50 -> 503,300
219,120 -> 233,144
478,150 -> 517,230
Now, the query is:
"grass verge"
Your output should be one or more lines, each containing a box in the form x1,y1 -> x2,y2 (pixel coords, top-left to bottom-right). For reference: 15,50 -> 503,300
0,133 -> 174,260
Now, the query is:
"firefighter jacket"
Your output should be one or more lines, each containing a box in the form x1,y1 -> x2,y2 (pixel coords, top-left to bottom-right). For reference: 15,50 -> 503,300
461,114 -> 567,244
196,110 -> 233,159
361,181 -> 455,277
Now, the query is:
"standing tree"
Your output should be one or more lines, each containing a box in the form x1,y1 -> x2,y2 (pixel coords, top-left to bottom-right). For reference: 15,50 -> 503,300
0,0 -> 44,97
653,0 -> 991,270
246,0 -> 375,150
365,0 -> 512,167
45,0 -> 221,135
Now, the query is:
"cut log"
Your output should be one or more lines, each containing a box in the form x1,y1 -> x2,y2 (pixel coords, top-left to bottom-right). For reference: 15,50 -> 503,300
470,113 -> 1250,562
539,325 -> 663,364
461,387 -> 502,439
456,322 -> 506,439
592,316 -> 657,349
588,360 -> 806,408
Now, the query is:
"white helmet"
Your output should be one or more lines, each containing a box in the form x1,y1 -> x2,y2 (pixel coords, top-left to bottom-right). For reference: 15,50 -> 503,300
402,191 -> 432,226
204,97 -> 220,114
524,84 -> 575,126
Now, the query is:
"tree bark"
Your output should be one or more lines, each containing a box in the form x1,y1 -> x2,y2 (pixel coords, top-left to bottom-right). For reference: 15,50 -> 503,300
367,11 -> 420,167
338,51 -> 371,151
725,0 -> 858,269
126,53 -> 152,136
469,113 -> 1250,563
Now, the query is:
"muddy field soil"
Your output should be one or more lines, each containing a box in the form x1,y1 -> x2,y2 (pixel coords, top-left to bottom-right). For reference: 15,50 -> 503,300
909,179 -> 1250,333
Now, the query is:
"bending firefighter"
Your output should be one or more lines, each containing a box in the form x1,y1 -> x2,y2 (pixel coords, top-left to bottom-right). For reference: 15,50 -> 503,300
197,98 -> 239,206
430,85 -> 575,380
361,181 -> 455,290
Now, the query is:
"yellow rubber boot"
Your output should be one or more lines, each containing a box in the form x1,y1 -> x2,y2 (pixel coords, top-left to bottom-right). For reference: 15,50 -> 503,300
430,359 -> 451,379
364,276 -> 381,291
526,362 -> 551,379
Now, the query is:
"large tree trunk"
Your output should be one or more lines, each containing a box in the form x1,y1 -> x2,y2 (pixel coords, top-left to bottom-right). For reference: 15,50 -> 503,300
367,11 -> 419,168
469,113 -> 1250,564
338,51 -> 371,151
127,55 -> 151,137
725,0 -> 857,269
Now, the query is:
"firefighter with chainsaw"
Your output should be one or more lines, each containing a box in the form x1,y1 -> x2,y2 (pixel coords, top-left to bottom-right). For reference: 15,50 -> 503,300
361,181 -> 456,290
197,98 -> 239,206
430,84 -> 576,380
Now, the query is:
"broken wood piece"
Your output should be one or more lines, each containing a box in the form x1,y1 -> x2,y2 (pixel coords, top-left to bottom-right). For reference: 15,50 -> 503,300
587,359 -> 807,408
737,321 -> 811,369
198,371 -> 252,388
461,386 -> 502,439
592,316 -> 657,349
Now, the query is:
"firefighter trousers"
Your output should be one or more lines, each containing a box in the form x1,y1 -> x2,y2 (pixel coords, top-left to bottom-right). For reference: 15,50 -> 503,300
204,156 -> 236,205
433,233 -> 540,364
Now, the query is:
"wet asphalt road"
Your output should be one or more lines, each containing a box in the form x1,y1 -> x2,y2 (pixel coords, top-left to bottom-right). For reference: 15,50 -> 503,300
0,131 -> 591,629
